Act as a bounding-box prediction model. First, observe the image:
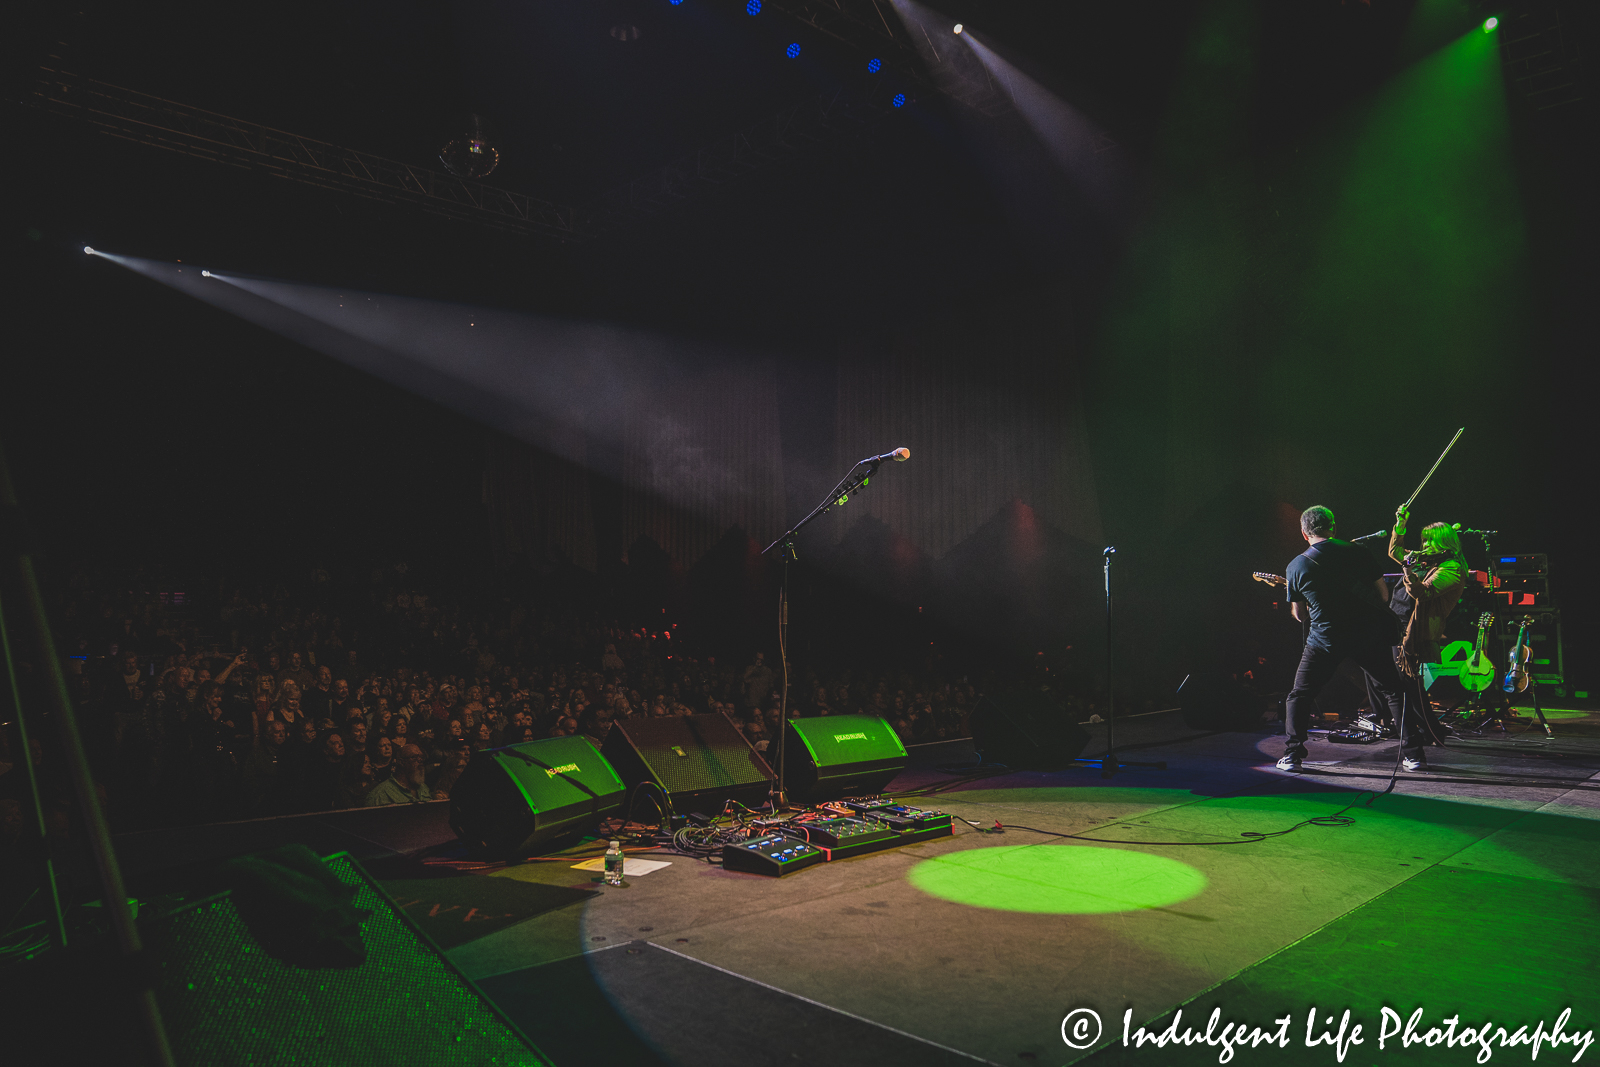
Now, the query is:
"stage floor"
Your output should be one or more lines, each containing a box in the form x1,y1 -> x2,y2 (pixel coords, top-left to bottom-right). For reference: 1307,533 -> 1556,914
101,719 -> 1600,1065
411,726 -> 1600,1066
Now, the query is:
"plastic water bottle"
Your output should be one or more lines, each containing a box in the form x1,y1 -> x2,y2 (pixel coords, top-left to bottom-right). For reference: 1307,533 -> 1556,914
604,840 -> 624,885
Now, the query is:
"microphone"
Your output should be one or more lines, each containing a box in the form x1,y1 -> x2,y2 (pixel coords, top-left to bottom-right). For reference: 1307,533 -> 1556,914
1349,529 -> 1388,542
862,447 -> 910,465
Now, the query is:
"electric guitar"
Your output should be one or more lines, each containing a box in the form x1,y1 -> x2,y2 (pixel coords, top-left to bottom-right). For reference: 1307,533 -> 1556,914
1459,612 -> 1496,692
1252,572 -> 1286,588
1502,617 -> 1533,694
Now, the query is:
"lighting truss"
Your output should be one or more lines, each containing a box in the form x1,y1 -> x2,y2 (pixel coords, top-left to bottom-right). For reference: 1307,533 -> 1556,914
32,66 -> 899,243
759,0 -> 1013,116
1498,3 -> 1587,112
30,67 -> 596,241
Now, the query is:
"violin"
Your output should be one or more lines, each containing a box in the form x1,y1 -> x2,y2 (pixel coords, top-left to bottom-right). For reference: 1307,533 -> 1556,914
1503,617 -> 1534,694
1402,549 -> 1449,573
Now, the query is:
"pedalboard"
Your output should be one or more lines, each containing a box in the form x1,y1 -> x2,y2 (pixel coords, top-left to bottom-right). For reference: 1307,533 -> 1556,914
795,816 -> 898,850
721,834 -> 826,876
795,807 -> 954,860
842,800 -> 952,832
722,804 -> 955,875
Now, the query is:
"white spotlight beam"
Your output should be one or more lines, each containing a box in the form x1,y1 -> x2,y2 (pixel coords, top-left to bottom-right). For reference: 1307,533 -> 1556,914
90,252 -> 545,445
882,0 -> 1010,115
958,32 -> 1125,217
90,252 -> 783,523
202,271 -> 782,515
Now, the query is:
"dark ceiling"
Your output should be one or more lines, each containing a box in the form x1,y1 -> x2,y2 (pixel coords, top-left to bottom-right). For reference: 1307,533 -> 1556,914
9,0 -> 1592,342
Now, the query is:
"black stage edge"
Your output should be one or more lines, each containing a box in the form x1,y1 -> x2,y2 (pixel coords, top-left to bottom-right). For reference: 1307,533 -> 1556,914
479,940 -> 989,1067
108,802 -> 457,894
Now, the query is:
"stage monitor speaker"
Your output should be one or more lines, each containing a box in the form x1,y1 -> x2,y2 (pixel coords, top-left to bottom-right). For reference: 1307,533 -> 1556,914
600,712 -> 774,815
2,850 -> 550,1066
780,714 -> 907,802
1178,672 -> 1273,731
970,692 -> 1090,769
449,736 -> 625,857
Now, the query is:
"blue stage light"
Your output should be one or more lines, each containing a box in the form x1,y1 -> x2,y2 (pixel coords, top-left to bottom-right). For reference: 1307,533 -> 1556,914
867,58 -> 882,73
670,0 -> 683,5
892,93 -> 906,107
746,0 -> 760,12
786,42 -> 800,58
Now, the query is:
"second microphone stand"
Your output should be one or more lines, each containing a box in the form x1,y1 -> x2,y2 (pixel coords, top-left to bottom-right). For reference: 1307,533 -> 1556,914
761,456 -> 891,809
1085,547 -> 1166,779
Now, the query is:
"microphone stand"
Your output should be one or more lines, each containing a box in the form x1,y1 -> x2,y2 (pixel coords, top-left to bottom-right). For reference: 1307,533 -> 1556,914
761,457 -> 887,810
1087,547 -> 1166,779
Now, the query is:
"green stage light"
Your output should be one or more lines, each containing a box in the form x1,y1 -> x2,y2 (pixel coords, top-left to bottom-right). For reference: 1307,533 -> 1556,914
907,844 -> 1207,914
1483,16 -> 1498,31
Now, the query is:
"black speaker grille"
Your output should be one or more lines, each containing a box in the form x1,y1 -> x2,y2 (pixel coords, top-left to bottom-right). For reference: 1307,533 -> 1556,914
152,853 -> 547,1066
612,714 -> 771,794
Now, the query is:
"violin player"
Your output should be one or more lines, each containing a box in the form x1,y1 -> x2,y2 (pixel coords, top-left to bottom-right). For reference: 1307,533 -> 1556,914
1388,507 -> 1470,678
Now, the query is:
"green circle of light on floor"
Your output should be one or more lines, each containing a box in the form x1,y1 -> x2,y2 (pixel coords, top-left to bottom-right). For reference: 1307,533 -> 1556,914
1522,707 -> 1589,720
908,845 -> 1207,914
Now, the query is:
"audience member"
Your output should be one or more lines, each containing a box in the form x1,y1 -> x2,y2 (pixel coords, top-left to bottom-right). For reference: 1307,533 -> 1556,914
23,560 -> 988,834
366,744 -> 432,805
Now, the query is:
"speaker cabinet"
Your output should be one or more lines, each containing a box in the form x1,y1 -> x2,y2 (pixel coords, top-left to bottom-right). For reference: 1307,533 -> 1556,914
779,714 -> 907,802
600,712 -> 774,815
449,736 -> 625,857
0,851 -> 550,1066
970,692 -> 1090,769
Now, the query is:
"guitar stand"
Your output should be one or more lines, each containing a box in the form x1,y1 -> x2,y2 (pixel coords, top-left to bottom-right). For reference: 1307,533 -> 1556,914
1456,679 -> 1553,738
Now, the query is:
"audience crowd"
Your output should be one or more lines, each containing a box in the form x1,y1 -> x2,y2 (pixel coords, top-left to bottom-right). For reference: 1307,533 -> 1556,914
0,562 -> 980,836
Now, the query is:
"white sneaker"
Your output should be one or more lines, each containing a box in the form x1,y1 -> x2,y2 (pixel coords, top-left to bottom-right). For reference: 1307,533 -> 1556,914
1276,754 -> 1302,772
1402,756 -> 1426,772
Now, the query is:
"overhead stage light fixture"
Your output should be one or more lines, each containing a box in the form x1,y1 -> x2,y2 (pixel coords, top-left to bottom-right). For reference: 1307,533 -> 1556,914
786,42 -> 800,58
746,0 -> 760,13
202,270 -> 211,277
867,57 -> 882,73
952,23 -> 963,34
892,93 -> 906,107
83,246 -> 94,255
1483,16 -> 1498,31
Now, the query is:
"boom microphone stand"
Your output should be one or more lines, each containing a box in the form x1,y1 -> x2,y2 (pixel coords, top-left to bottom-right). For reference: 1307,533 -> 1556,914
761,448 -> 909,809
1086,547 -> 1166,779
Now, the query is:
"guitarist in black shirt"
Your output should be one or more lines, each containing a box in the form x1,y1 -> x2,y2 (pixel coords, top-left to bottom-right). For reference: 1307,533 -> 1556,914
1278,506 -> 1427,772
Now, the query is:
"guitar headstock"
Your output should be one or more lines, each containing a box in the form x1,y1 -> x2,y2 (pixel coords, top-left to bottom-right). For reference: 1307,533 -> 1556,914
1477,611 -> 1495,629
1251,572 -> 1287,588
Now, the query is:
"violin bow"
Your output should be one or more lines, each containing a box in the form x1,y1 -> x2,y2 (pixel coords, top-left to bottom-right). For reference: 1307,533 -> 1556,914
1401,426 -> 1465,510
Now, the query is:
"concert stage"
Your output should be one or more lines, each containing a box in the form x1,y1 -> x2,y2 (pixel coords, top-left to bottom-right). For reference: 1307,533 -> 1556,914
104,719 -> 1600,1066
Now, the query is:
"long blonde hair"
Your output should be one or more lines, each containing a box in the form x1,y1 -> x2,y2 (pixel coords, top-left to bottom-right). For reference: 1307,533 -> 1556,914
1419,522 -> 1464,561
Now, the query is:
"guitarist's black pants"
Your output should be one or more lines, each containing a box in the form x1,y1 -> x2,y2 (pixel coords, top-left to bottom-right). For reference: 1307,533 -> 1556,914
1284,639 -> 1423,760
